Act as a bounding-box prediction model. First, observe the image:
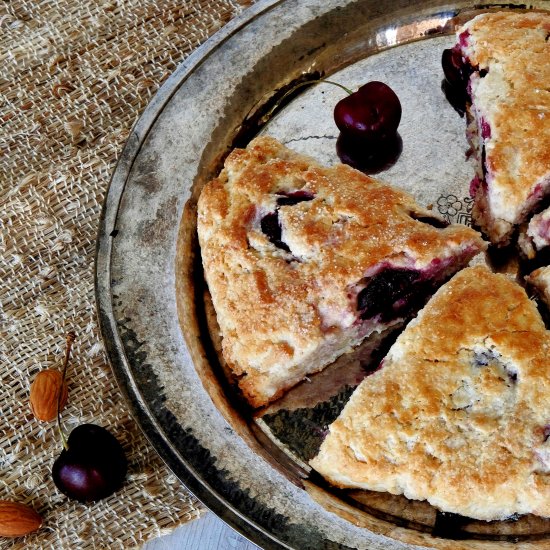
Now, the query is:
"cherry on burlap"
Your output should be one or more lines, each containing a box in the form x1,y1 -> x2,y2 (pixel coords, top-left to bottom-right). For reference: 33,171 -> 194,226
0,0 -> 252,548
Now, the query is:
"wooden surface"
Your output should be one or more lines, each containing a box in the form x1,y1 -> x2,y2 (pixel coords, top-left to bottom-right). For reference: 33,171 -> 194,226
143,512 -> 261,550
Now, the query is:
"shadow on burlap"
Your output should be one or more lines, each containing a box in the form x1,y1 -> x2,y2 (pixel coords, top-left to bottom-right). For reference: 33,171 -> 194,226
0,0 -> 252,547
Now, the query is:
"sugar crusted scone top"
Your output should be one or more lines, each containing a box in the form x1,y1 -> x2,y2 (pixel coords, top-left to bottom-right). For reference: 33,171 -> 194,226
461,12 -> 550,227
197,137 -> 483,403
311,265 -> 550,521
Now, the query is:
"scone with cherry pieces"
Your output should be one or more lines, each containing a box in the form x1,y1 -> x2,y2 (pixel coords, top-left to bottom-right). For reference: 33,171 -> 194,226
197,137 -> 485,408
311,265 -> 550,520
450,12 -> 550,245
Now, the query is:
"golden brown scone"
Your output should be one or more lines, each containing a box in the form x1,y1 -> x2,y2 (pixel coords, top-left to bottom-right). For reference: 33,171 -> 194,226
197,137 -> 485,408
311,265 -> 550,521
456,12 -> 550,245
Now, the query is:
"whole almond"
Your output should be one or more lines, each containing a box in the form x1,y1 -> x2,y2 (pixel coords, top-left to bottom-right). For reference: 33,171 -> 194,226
0,501 -> 42,537
30,369 -> 68,422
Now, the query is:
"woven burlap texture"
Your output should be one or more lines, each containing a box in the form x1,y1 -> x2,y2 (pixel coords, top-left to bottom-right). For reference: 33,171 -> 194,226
0,0 -> 252,548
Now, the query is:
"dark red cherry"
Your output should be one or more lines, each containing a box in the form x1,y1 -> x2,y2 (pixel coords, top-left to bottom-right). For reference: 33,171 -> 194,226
261,212 -> 290,252
357,269 -> 421,320
441,46 -> 475,116
442,46 -> 471,90
52,424 -> 127,502
334,81 -> 401,141
261,193 -> 314,251
336,132 -> 402,175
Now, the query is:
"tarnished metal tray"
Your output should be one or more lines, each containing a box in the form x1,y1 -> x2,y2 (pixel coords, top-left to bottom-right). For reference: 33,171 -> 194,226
95,1 -> 550,548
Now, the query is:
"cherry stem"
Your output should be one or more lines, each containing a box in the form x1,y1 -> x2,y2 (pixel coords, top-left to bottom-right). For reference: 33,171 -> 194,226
322,80 -> 354,95
260,78 -> 354,123
57,331 -> 76,451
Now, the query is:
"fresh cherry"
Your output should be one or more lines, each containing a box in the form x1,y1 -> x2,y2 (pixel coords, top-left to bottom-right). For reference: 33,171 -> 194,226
334,81 -> 402,142
52,424 -> 127,502
336,132 -> 402,174
51,332 -> 127,502
263,77 -> 403,173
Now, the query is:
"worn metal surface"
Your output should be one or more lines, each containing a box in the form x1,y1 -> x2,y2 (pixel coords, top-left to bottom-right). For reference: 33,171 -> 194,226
96,1 -> 550,549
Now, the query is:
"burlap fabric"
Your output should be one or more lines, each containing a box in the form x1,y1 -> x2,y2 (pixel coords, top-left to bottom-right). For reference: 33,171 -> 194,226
0,0 -> 252,548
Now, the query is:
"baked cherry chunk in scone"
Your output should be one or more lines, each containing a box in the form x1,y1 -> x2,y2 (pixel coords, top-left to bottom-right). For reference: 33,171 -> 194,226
444,12 -> 550,246
519,206 -> 550,261
197,137 -> 485,408
311,266 -> 550,521
526,266 -> 550,307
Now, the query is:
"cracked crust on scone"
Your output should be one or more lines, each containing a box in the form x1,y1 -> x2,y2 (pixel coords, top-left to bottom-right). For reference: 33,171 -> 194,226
310,265 -> 550,521
197,137 -> 485,408
458,12 -> 550,245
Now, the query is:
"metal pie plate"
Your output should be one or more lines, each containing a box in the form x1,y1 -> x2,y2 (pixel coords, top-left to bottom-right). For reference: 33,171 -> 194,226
96,1 -> 550,548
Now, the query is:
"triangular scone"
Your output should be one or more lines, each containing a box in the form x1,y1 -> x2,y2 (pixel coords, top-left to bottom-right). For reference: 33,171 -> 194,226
455,12 -> 550,245
311,265 -> 550,520
197,137 -> 485,408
